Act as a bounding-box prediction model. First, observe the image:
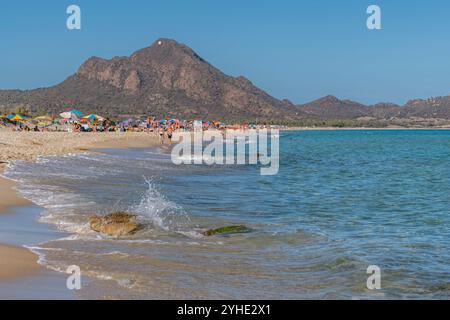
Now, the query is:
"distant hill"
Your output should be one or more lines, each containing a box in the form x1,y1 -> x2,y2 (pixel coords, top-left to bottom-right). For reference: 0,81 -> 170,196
295,95 -> 450,123
2,38 -> 450,125
297,95 -> 368,119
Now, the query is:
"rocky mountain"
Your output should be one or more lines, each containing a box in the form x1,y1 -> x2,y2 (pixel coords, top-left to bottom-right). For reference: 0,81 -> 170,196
0,38 -> 303,121
2,38 -> 450,124
296,95 -> 450,122
399,96 -> 450,119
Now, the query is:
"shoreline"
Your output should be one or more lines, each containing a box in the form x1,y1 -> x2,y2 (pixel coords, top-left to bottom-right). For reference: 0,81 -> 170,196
0,172 -> 40,283
0,172 -> 32,214
0,132 -> 159,296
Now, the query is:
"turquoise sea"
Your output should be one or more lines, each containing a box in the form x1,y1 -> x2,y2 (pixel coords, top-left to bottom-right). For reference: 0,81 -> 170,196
3,130 -> 450,299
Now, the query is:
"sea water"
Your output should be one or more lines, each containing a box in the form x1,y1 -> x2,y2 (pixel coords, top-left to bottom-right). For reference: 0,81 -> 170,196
3,130 -> 450,299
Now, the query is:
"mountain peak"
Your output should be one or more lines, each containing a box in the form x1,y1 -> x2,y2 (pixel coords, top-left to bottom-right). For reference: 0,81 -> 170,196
49,38 -> 299,120
148,38 -> 193,54
317,95 -> 340,103
152,38 -> 184,48
130,38 -> 206,64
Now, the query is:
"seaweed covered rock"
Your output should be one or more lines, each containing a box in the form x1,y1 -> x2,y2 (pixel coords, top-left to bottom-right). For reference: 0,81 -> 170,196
202,225 -> 248,236
90,212 -> 140,236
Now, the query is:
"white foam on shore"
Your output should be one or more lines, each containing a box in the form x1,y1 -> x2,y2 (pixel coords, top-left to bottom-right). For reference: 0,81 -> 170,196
23,245 -> 49,266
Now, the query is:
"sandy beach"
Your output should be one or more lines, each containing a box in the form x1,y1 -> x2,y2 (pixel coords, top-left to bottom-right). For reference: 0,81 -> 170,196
0,131 -> 159,289
0,131 -> 160,163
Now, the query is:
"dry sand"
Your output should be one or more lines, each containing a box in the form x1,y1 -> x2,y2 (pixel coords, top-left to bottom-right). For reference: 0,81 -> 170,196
0,131 -> 159,285
0,131 -> 159,163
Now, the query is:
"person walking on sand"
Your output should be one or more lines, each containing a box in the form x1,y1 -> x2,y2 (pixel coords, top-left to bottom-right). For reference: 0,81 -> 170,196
167,126 -> 174,145
158,127 -> 165,144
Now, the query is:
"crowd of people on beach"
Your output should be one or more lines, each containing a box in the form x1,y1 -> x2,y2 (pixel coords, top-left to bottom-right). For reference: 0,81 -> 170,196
1,110 -> 278,145
1,107 -> 286,130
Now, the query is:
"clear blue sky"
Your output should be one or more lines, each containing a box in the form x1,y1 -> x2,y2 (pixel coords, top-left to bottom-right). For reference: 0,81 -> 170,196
1,0 -> 450,105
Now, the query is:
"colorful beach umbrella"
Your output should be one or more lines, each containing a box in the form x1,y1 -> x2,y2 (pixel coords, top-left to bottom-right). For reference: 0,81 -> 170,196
83,114 -> 105,121
69,109 -> 83,117
60,112 -> 76,120
8,114 -> 27,121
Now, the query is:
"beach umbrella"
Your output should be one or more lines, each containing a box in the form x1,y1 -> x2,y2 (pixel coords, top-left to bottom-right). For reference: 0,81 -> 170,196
60,109 -> 83,120
60,112 -> 78,120
69,109 -> 83,117
83,114 -> 105,122
8,114 -> 27,121
34,115 -> 53,121
83,114 -> 97,122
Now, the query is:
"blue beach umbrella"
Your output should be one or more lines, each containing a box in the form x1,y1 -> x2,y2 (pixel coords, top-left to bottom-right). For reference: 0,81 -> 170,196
70,109 -> 84,117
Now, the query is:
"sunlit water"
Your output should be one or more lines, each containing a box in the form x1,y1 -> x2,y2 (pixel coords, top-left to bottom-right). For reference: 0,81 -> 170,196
4,130 -> 450,299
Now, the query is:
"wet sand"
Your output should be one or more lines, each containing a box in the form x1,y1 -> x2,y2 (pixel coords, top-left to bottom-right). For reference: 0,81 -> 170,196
0,174 -> 32,214
0,175 -> 39,283
0,244 -> 40,281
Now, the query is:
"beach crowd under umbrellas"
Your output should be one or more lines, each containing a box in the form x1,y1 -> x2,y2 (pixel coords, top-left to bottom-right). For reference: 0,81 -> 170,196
0,109 -> 283,134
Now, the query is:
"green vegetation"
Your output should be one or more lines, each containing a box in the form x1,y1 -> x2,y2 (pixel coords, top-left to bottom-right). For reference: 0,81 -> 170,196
202,225 -> 249,236
244,118 -> 391,128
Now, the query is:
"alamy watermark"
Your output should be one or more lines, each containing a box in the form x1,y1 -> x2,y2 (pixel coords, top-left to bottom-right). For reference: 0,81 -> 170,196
367,5 -> 381,30
64,5 -> 380,32
67,5 -> 81,30
64,4 -> 380,32
66,265 -> 82,290
171,128 -> 279,176
366,265 -> 381,290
